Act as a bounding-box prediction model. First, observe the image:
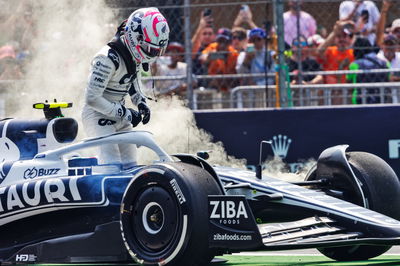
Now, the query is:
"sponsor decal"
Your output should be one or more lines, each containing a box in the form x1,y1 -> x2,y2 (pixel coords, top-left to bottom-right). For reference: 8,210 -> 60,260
213,233 -> 252,241
108,50 -> 120,66
95,61 -> 111,69
170,179 -> 186,204
23,167 -> 60,179
93,71 -> 105,77
208,196 -> 260,246
15,254 -> 37,262
98,119 -> 116,126
389,139 -> 400,159
210,200 -> 248,220
94,77 -> 105,83
97,67 -> 111,75
0,177 -> 81,213
271,134 -> 292,159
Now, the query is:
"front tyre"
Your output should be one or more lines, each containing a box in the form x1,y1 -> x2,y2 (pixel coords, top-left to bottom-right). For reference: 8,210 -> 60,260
308,152 -> 400,261
120,162 -> 223,265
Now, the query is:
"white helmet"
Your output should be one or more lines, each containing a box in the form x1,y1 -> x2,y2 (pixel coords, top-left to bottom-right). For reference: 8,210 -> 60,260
124,7 -> 170,63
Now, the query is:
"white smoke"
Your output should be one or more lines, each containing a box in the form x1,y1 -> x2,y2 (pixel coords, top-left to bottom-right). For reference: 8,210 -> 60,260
261,156 -> 316,182
7,0 -> 113,131
133,96 -> 246,167
6,0 -> 245,168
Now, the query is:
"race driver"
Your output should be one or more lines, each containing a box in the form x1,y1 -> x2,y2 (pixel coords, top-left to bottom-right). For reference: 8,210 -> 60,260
82,7 -> 170,168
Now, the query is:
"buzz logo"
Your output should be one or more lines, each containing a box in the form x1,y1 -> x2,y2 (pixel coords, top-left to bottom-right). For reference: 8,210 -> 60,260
389,139 -> 400,159
271,134 -> 292,159
209,200 -> 248,219
23,167 -> 60,179
15,254 -> 37,262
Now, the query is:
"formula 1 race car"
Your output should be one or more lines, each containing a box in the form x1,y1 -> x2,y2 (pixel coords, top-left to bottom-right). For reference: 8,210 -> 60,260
1,102 -> 400,265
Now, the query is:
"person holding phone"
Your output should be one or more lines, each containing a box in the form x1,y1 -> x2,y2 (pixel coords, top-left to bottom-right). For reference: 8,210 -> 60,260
339,0 -> 380,45
200,28 -> 238,93
232,5 -> 258,30
236,28 -> 275,86
191,8 -> 215,86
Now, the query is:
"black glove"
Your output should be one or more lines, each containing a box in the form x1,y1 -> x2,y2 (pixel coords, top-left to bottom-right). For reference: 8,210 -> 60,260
138,102 -> 151,124
123,107 -> 142,127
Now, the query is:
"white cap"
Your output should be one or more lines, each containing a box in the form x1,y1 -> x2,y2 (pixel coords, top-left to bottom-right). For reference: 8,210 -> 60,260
391,19 -> 400,32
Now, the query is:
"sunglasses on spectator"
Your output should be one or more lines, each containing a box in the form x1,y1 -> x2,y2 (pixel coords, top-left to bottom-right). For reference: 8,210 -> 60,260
293,41 -> 307,47
250,37 -> 263,42
233,35 -> 245,41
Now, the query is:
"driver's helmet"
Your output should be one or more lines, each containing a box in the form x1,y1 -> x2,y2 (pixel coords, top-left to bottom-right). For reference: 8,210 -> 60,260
124,7 -> 170,63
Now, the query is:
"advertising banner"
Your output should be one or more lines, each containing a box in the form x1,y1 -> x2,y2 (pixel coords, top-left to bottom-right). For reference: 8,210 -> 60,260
194,105 -> 400,175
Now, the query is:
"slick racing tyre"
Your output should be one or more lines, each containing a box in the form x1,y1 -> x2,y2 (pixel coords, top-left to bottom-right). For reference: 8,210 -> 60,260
120,162 -> 223,265
306,152 -> 400,261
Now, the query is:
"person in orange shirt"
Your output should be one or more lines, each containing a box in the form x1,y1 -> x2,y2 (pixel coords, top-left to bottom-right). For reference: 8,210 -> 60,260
200,28 -> 239,92
317,20 -> 355,105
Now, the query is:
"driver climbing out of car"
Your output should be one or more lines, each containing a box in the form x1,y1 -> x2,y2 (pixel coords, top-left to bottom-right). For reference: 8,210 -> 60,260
82,7 -> 170,168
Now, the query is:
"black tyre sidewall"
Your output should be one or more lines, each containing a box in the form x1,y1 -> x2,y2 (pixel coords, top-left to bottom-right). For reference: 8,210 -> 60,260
121,162 -> 222,265
318,152 -> 400,261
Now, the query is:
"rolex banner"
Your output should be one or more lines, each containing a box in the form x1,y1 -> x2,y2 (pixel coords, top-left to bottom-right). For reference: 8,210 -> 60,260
194,105 -> 400,176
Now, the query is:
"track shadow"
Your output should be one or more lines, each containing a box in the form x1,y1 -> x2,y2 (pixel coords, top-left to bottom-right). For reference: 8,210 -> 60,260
216,257 -> 400,266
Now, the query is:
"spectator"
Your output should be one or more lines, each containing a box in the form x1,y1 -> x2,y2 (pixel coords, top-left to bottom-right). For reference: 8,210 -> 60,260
375,0 -> 392,47
375,1 -> 400,82
231,27 -> 248,52
236,28 -> 275,86
151,42 -> 190,98
232,5 -> 258,30
0,45 -> 23,80
317,20 -> 355,104
347,37 -> 390,104
191,10 -> 215,83
288,36 -> 323,85
200,28 -> 239,92
287,35 -> 323,105
283,0 -> 317,46
307,34 -> 325,61
377,34 -> 400,82
391,19 -> 400,42
339,0 -> 380,45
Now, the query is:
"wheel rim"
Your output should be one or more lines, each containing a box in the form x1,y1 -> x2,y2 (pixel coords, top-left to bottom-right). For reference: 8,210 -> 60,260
142,202 -> 164,234
132,185 -> 180,253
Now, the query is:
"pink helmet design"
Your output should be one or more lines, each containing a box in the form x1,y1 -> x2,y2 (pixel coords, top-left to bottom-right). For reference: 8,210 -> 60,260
124,7 -> 170,63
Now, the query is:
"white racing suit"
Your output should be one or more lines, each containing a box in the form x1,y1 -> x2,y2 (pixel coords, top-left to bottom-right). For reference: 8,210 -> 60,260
82,37 -> 148,167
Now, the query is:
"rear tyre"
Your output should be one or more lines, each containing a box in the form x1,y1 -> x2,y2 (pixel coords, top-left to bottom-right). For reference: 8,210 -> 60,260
120,162 -> 223,265
307,152 -> 400,261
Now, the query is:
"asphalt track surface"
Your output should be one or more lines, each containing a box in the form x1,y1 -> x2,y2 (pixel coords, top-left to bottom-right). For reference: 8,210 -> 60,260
34,248 -> 400,265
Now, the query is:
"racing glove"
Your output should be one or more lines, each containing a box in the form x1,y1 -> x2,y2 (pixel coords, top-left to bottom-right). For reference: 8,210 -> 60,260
122,106 -> 142,127
138,102 -> 151,124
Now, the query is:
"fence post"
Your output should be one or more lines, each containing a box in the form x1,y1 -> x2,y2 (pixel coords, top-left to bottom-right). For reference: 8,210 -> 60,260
183,0 -> 194,109
274,0 -> 288,107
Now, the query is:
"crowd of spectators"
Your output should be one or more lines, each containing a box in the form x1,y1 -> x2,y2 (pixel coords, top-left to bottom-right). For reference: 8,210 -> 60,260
2,1 -> 400,107
150,0 -> 400,107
